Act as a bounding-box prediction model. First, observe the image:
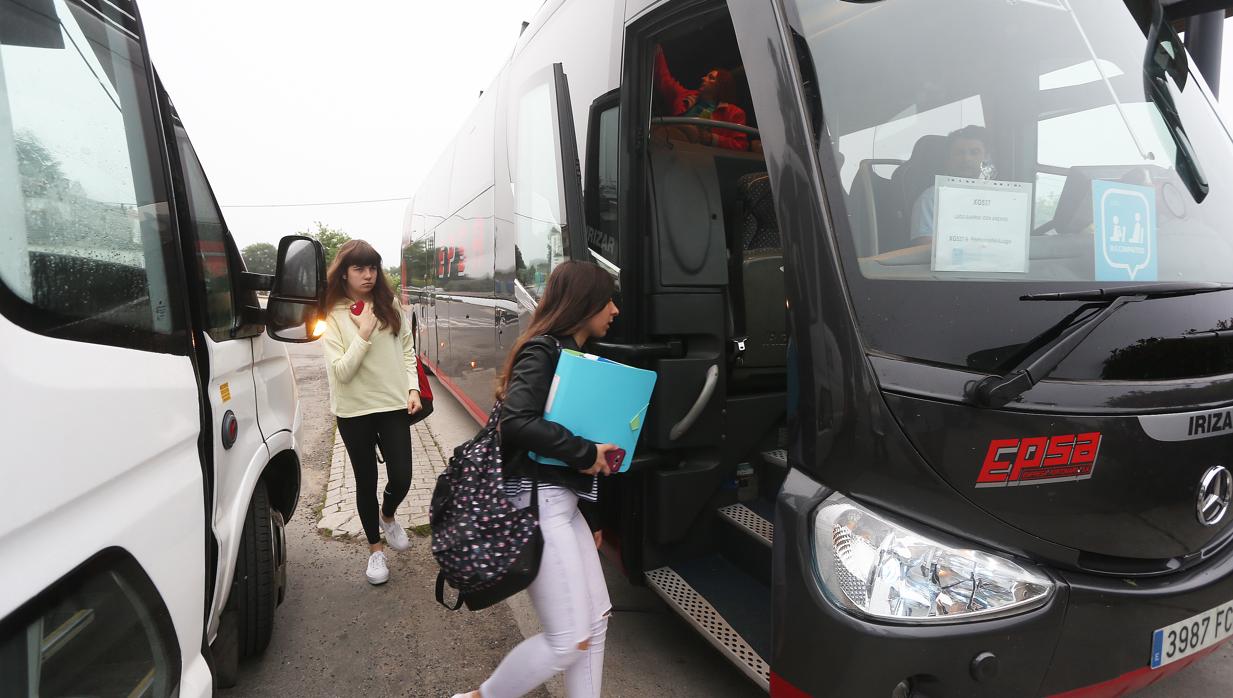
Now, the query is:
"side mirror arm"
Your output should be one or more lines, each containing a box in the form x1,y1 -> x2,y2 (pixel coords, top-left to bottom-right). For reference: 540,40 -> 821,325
240,272 -> 274,292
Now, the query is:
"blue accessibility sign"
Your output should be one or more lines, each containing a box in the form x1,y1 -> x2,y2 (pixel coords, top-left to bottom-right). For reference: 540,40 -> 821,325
1093,180 -> 1157,282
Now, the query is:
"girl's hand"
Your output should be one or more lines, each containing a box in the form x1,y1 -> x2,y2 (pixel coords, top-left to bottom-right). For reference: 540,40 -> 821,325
407,390 -> 422,415
352,301 -> 377,340
593,530 -> 602,549
581,443 -> 619,476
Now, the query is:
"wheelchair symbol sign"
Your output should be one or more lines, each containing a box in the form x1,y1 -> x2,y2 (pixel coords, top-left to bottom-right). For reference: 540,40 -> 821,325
1093,180 -> 1157,282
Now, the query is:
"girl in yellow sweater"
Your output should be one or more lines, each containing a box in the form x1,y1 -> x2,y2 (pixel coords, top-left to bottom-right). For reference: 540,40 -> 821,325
322,240 -> 422,585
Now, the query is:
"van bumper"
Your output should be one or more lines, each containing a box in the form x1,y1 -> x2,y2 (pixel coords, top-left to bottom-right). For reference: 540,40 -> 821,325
772,469 -> 1233,697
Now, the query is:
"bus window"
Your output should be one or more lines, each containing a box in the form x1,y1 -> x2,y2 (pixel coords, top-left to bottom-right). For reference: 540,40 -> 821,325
0,0 -> 184,352
512,81 -> 565,298
0,552 -> 179,696
586,99 -> 620,268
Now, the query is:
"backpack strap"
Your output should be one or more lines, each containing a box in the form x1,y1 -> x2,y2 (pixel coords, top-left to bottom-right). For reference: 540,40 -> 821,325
435,571 -> 464,611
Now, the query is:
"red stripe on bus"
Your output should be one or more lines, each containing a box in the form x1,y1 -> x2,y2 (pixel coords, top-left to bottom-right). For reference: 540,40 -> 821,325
420,354 -> 489,424
770,672 -> 812,697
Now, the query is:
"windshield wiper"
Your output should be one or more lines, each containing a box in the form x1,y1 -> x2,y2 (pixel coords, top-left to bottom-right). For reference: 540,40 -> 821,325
970,282 -> 1233,407
1142,0 -> 1209,202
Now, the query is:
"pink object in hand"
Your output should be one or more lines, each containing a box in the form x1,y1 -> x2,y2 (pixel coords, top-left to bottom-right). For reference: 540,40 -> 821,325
605,448 -> 625,470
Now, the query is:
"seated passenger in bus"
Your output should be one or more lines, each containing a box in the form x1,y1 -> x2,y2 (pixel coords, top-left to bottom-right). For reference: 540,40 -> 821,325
652,45 -> 749,151
909,125 -> 992,244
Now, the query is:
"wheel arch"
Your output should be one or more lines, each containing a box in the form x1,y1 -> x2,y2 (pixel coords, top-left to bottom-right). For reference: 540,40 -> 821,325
262,448 -> 301,523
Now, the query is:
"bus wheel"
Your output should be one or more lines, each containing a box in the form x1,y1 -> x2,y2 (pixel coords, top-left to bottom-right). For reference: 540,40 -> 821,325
272,508 -> 288,606
234,479 -> 276,657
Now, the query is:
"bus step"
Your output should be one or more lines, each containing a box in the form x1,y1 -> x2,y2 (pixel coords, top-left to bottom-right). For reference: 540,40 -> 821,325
761,449 -> 787,469
718,503 -> 773,546
645,555 -> 771,692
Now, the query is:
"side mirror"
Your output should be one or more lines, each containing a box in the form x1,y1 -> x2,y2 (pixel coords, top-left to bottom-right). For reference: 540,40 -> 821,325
267,235 -> 326,343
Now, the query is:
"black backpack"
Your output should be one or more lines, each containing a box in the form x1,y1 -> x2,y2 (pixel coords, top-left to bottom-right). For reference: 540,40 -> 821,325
430,402 -> 543,611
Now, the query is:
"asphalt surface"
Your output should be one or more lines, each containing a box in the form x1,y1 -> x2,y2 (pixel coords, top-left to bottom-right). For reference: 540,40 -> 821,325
229,341 -> 1233,697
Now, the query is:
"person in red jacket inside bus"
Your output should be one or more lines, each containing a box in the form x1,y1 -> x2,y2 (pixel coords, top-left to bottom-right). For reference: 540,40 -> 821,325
652,45 -> 748,151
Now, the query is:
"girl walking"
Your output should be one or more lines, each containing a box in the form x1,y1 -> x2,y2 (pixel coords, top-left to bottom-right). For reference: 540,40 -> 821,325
454,260 -> 622,698
321,240 -> 422,585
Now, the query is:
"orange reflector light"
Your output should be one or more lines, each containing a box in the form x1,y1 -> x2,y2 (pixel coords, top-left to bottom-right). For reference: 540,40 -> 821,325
312,319 -> 327,338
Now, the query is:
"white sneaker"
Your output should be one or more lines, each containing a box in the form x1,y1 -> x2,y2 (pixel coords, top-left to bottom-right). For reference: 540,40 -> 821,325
366,551 -> 389,585
381,516 -> 410,551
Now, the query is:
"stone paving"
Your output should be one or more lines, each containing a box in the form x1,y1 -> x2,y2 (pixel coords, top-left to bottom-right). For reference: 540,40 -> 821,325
317,418 -> 449,539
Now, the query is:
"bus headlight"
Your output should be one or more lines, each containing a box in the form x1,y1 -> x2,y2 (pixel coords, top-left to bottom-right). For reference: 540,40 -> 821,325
812,494 -> 1053,623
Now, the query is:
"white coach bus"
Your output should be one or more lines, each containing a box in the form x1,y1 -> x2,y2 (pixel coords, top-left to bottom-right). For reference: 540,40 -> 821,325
0,0 -> 326,693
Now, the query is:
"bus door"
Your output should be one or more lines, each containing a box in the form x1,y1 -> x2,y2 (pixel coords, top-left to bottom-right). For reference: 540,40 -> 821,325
584,1 -> 793,689
494,62 -> 590,349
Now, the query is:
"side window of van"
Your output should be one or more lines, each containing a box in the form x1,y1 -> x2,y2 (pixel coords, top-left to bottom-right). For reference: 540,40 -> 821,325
0,0 -> 185,352
511,81 -> 565,299
0,552 -> 180,696
173,124 -> 237,341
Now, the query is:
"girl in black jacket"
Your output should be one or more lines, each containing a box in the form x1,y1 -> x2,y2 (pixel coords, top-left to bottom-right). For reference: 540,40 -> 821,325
454,261 -> 621,698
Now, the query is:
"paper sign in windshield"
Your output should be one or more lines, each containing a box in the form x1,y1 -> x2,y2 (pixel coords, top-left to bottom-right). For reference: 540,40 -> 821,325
1093,180 -> 1157,282
931,177 -> 1032,273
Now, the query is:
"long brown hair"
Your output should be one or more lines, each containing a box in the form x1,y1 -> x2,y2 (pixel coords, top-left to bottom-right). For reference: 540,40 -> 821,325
496,260 -> 614,400
324,239 -> 401,335
712,68 -> 738,105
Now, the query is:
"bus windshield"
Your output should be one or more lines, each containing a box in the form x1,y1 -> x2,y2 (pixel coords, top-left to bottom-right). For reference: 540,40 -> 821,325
792,0 -> 1233,380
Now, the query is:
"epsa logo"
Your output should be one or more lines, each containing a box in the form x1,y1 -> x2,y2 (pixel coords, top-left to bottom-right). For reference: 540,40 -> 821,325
975,432 -> 1103,488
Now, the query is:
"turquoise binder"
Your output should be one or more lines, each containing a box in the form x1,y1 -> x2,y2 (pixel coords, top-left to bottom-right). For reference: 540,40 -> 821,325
529,349 -> 657,473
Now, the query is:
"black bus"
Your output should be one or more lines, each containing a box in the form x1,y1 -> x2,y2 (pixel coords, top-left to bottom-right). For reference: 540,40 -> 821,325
404,0 -> 1233,694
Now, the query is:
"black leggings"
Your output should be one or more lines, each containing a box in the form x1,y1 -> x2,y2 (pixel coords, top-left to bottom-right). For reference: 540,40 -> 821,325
336,410 -> 413,545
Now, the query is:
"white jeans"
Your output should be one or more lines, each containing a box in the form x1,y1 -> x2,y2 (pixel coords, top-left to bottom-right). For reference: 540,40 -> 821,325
480,487 -> 612,698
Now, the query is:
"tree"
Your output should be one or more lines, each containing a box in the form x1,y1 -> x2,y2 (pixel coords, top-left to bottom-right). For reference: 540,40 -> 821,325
241,242 -> 277,275
298,221 -> 351,268
385,265 -> 400,295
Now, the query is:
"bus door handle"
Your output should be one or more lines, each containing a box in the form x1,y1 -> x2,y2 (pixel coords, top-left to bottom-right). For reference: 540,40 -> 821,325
670,364 -> 719,441
589,339 -> 684,362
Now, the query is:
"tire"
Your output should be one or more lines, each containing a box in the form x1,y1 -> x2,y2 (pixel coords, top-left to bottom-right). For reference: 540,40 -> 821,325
233,479 -> 276,658
211,609 -> 240,689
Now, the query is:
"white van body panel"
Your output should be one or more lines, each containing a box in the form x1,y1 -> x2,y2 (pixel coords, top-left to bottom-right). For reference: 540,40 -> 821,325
0,312 -> 208,686
202,331 -> 268,635
253,331 -> 300,443
203,334 -> 300,638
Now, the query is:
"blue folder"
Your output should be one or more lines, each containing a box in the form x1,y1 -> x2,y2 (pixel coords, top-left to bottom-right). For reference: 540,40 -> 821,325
529,349 -> 657,473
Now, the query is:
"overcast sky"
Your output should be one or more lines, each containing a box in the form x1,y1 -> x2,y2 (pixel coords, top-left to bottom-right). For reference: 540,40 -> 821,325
140,5 -> 1233,267
141,0 -> 545,264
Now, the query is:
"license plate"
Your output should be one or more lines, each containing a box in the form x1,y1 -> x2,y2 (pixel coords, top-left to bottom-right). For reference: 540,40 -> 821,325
1151,599 -> 1233,669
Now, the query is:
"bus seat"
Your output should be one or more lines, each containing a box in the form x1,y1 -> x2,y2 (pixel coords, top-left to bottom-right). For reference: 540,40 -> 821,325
737,172 -> 778,250
739,250 -> 787,370
847,158 -> 900,256
728,173 -> 787,390
887,134 -> 947,250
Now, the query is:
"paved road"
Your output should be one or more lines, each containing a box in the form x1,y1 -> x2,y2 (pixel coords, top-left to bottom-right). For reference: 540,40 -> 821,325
240,341 -> 1233,697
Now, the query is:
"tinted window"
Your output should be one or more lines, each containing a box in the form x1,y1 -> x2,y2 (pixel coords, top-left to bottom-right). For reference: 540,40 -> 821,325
587,104 -> 619,265
174,123 -> 235,341
0,0 -> 184,352
0,552 -> 180,697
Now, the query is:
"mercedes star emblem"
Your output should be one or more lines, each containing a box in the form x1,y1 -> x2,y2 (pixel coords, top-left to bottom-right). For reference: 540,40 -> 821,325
1196,465 -> 1233,527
